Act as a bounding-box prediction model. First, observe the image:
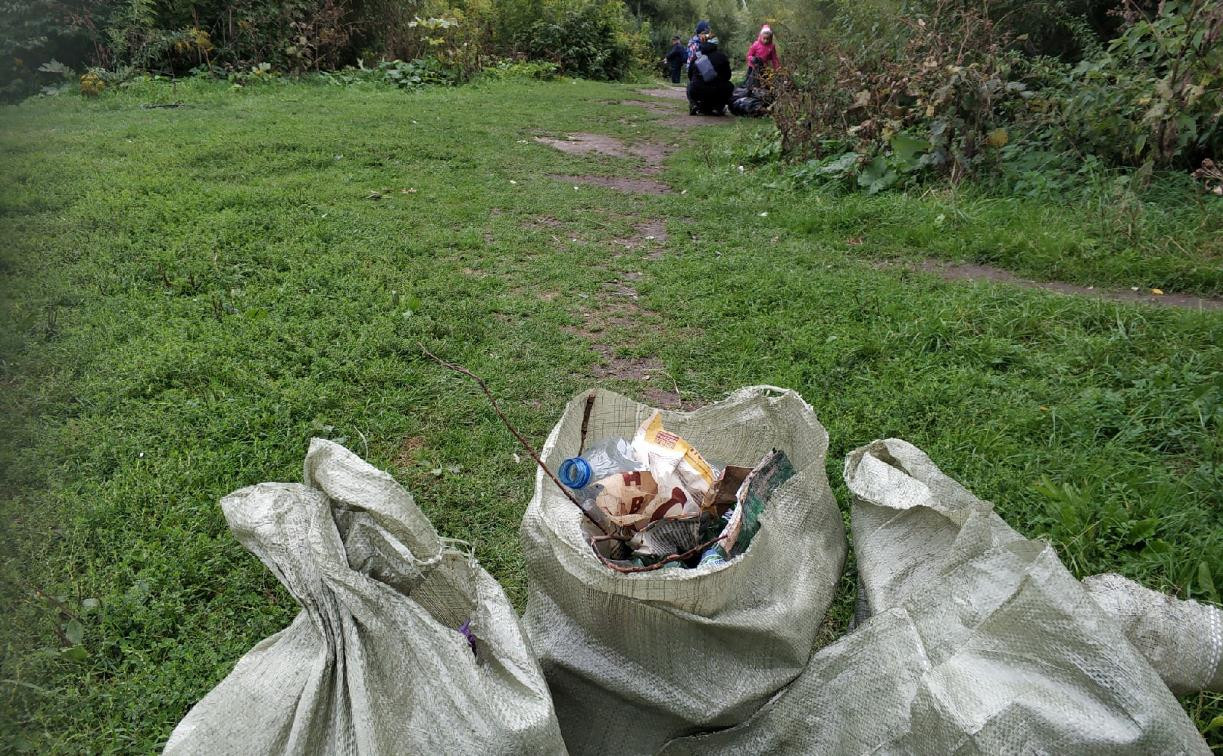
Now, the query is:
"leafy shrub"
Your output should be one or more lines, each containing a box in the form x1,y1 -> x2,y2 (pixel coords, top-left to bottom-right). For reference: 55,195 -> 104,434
0,0 -> 100,100
770,0 -> 1030,186
477,57 -> 561,80
766,0 -> 1223,193
315,57 -> 462,89
0,0 -> 648,99
521,0 -> 649,79
1052,0 -> 1222,167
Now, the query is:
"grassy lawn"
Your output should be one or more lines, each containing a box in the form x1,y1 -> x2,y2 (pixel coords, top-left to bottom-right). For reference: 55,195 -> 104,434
1,76 -> 1220,751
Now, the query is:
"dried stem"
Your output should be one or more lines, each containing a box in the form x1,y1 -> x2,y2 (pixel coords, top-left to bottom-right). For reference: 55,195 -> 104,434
419,343 -> 609,534
578,391 -> 596,455
590,532 -> 729,573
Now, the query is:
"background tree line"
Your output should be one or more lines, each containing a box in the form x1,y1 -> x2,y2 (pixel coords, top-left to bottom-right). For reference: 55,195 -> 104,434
2,0 -> 1219,185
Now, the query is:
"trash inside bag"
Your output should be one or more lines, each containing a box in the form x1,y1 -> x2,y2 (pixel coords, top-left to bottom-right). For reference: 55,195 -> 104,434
522,387 -> 847,755
657,438 -> 1216,754
557,410 -> 784,570
559,411 -> 718,533
164,439 -> 565,755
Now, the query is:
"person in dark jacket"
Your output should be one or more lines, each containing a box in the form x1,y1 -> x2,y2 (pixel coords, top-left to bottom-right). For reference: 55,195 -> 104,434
686,38 -> 733,115
664,36 -> 686,84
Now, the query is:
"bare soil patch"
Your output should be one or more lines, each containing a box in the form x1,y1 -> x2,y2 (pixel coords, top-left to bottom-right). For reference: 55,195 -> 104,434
535,132 -> 675,174
638,87 -> 687,101
610,218 -> 668,253
534,133 -> 635,159
395,435 -> 427,468
628,89 -> 736,128
899,260 -> 1223,311
525,215 -> 566,229
548,173 -> 670,195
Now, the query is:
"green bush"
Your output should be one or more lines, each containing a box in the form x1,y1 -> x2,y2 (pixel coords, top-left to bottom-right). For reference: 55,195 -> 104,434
764,0 -> 1223,194
0,0 -> 647,98
477,57 -> 561,80
1054,0 -> 1222,167
521,0 -> 649,80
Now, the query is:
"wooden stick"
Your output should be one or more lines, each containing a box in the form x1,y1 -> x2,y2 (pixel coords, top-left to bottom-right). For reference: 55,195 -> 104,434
578,391 -> 596,455
590,532 -> 729,573
419,343 -> 610,535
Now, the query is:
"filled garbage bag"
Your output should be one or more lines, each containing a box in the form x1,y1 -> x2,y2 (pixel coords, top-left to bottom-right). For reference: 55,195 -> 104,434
659,438 -> 1214,754
521,387 -> 847,755
165,439 -> 565,755
728,86 -> 767,117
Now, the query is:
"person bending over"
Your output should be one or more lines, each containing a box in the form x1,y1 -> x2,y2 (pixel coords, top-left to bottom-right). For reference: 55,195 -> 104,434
687,38 -> 733,116
746,25 -> 780,78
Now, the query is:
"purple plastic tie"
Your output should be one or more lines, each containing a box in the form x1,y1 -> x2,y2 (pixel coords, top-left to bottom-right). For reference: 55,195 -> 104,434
458,620 -> 477,654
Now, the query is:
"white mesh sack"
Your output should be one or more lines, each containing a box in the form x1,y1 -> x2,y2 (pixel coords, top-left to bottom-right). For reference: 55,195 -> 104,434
165,439 -> 565,755
520,387 -> 847,755
658,438 -> 1211,754
1083,572 -> 1223,695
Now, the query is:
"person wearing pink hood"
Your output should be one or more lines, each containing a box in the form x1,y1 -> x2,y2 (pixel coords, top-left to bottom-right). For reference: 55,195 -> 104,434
746,24 -> 780,76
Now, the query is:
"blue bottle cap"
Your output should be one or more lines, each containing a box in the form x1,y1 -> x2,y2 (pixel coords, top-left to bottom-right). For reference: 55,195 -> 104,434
558,457 -> 592,489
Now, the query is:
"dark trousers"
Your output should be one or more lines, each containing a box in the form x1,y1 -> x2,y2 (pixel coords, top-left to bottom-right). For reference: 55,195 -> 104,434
687,79 -> 733,114
669,62 -> 682,84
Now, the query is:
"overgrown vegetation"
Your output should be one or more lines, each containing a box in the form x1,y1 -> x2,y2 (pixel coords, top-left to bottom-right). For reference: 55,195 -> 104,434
762,0 -> 1222,195
0,77 -> 1219,751
0,0 -> 650,98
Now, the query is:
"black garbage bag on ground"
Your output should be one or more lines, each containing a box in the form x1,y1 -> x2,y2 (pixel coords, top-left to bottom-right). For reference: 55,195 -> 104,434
729,88 -> 767,117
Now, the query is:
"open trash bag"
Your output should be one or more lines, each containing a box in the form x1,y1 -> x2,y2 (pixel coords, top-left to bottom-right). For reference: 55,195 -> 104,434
520,387 -> 847,755
165,439 -> 564,755
658,438 -> 1218,754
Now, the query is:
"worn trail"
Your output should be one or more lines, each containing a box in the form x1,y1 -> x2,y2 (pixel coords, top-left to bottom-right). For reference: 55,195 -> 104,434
530,86 -> 726,406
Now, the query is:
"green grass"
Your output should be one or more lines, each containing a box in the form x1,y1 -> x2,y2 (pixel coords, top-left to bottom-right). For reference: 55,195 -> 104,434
728,128 -> 1223,297
1,76 -> 1220,752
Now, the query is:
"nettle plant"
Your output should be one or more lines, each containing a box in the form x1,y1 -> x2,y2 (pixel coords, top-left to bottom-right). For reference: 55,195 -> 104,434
772,0 -> 1032,192
1062,0 -> 1222,167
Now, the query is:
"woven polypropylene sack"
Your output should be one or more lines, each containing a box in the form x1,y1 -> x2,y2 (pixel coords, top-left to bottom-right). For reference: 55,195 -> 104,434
659,438 -> 1209,754
1083,573 -> 1223,695
165,439 -> 565,755
521,387 -> 847,755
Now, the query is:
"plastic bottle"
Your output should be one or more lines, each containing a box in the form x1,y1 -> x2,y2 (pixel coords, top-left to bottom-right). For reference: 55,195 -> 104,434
557,437 -> 642,500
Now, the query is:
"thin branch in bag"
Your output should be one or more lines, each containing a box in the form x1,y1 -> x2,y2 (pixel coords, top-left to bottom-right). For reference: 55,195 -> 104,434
589,532 -> 729,573
578,391 -> 595,455
419,343 -> 610,535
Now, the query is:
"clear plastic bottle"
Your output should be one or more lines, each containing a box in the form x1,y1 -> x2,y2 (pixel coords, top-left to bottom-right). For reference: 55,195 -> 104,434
558,437 -> 642,501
